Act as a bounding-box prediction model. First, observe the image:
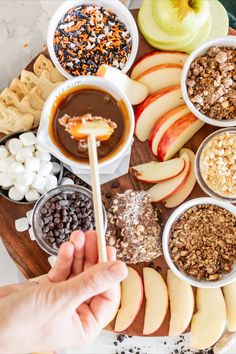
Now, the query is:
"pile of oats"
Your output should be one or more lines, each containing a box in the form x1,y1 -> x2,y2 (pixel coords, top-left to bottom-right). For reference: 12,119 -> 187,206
169,204 -> 236,281
106,190 -> 162,264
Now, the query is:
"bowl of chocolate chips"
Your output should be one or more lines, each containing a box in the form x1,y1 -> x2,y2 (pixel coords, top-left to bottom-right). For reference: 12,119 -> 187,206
32,184 -> 107,255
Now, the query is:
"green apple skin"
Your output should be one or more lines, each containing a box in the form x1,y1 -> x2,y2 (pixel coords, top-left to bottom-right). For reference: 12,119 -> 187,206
153,0 -> 210,36
207,0 -> 228,40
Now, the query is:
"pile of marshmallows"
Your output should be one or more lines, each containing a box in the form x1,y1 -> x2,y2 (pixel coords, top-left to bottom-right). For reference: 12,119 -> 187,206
0,132 -> 61,202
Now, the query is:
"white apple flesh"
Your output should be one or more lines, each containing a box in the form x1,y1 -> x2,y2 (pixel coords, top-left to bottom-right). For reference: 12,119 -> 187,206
167,270 -> 194,337
97,65 -> 148,105
143,267 -> 168,335
223,280 -> 236,332
136,63 -> 182,94
130,158 -> 185,183
190,288 -> 226,350
114,267 -> 143,332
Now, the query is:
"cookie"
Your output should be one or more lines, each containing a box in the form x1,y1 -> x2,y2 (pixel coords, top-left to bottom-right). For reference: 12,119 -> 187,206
33,54 -> 65,83
23,86 -> 45,110
0,101 -> 34,133
10,78 -> 29,100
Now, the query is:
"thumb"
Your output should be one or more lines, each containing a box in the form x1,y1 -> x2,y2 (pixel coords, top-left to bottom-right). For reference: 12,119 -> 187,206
59,260 -> 127,306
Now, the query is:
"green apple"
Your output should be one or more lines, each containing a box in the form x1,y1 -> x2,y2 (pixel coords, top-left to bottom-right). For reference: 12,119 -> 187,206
207,0 -> 228,40
153,0 -> 210,36
138,0 -> 197,45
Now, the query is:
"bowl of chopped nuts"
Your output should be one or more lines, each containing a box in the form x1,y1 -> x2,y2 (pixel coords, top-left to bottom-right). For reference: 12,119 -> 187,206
195,128 -> 236,202
181,36 -> 236,127
47,0 -> 139,79
162,197 -> 236,288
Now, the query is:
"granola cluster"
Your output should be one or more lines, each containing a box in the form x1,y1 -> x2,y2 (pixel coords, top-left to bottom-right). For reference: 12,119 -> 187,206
187,46 -> 236,120
200,132 -> 236,197
105,190 -> 162,264
169,204 -> 236,281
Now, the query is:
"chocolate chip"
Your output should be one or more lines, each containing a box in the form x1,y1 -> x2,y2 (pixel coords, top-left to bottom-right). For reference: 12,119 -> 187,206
111,181 -> 119,188
105,192 -> 111,199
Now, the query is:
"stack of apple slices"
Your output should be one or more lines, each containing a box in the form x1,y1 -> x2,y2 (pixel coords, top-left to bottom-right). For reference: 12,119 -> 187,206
131,148 -> 196,208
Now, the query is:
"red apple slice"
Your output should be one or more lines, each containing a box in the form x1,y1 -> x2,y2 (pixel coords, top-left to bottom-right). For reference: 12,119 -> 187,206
131,51 -> 188,80
157,114 -> 204,161
149,105 -> 190,156
143,267 -> 168,335
163,149 -> 196,208
148,152 -> 190,203
130,158 -> 185,183
136,64 -> 183,94
114,267 -> 143,332
135,85 -> 183,142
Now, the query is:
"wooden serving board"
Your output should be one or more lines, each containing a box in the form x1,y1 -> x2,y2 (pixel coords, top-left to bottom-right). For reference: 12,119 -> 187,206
0,9 -> 233,336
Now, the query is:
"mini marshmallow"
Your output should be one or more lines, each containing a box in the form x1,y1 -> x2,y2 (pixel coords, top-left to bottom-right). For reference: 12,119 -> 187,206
19,132 -> 36,146
35,143 -> 48,152
48,255 -> 57,267
25,189 -> 40,202
0,146 -> 9,159
61,177 -> 74,186
51,162 -> 61,175
44,174 -> 58,192
25,157 -> 40,172
39,161 -> 53,176
8,138 -> 23,156
8,162 -> 24,178
17,170 -> 35,186
31,173 -> 46,190
28,227 -> 36,241
16,148 -> 33,163
0,173 -> 14,188
15,217 -> 29,232
8,187 -> 24,201
35,151 -> 51,162
26,209 -> 33,225
14,181 -> 29,195
0,156 -> 15,173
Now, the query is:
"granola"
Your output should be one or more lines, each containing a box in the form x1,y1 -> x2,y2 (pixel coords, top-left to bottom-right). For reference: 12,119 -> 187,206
169,204 -> 236,281
187,46 -> 236,120
105,190 -> 162,264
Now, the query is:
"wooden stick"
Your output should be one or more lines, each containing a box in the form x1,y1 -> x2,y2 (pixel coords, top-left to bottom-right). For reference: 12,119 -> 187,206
87,134 -> 107,262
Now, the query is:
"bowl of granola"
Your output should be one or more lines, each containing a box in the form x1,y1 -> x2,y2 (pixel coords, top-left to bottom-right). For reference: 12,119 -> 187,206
181,36 -> 236,127
162,197 -> 236,288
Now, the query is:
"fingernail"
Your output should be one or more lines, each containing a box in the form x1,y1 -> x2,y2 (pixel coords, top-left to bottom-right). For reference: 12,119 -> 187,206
109,261 -> 128,281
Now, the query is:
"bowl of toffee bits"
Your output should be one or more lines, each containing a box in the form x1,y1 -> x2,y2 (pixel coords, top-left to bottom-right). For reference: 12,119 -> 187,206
47,0 -> 138,79
162,197 -> 236,288
181,36 -> 236,127
32,184 -> 107,255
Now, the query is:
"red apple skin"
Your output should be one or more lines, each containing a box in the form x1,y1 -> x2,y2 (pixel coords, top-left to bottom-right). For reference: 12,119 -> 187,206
148,105 -> 188,151
135,63 -> 183,81
157,113 -> 197,162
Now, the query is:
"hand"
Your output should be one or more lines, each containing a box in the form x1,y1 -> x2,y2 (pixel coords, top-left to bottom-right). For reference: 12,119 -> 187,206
0,231 -> 127,353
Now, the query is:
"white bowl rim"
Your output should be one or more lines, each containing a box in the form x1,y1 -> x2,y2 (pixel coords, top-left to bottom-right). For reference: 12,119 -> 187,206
181,35 -> 236,128
162,197 -> 236,288
47,0 -> 139,79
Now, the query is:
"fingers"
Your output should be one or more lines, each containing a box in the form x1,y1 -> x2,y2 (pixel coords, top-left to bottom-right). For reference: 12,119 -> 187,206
48,241 -> 74,282
84,231 -> 98,270
69,231 -> 85,276
61,260 -> 127,307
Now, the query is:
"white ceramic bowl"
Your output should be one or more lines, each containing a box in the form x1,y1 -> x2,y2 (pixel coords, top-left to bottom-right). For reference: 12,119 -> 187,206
47,0 -> 139,79
162,197 -> 236,288
181,36 -> 236,128
37,76 -> 135,171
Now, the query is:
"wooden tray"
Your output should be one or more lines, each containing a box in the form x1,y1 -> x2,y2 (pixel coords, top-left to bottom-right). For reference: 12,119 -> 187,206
0,9 -> 233,337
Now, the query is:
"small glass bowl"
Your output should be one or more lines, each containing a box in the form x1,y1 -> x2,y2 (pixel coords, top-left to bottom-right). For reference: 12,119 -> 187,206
32,184 -> 107,256
195,127 -> 236,203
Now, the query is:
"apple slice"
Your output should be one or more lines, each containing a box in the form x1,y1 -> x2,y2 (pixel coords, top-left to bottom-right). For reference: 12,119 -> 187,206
136,64 -> 182,94
207,0 -> 229,41
97,65 -> 148,105
143,267 -> 168,335
190,288 -> 226,350
130,158 -> 185,184
148,152 -> 190,202
135,85 -> 183,142
149,105 -> 190,156
131,51 -> 188,80
114,267 -> 143,332
223,280 -> 236,332
163,149 -> 196,208
157,114 -> 204,161
167,270 -> 194,337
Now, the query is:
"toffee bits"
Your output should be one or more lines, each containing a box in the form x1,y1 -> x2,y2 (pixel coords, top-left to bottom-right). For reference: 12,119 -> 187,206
39,191 -> 95,249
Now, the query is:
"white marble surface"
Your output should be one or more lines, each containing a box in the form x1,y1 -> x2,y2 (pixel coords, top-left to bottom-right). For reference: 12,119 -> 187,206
0,1 -> 236,353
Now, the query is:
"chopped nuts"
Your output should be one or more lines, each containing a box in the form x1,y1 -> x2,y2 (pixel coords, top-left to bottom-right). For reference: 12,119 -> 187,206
169,204 -> 236,281
200,132 -> 236,198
